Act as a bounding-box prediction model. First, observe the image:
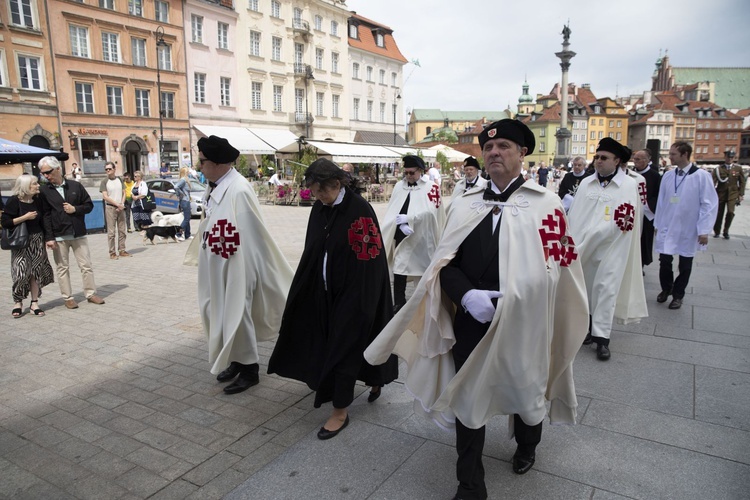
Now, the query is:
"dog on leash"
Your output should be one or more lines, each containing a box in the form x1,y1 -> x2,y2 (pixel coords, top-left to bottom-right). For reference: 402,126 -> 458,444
142,225 -> 179,245
151,210 -> 184,227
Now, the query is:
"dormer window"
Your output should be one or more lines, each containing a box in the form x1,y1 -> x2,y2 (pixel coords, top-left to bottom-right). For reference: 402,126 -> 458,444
349,23 -> 358,39
374,31 -> 384,47
594,105 -> 601,113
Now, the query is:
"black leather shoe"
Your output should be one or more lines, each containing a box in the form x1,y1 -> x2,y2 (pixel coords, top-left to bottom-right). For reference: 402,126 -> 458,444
668,298 -> 683,310
367,387 -> 381,403
713,233 -> 720,238
512,450 -> 536,474
317,415 -> 349,440
223,373 -> 259,394
723,233 -> 730,240
596,344 -> 611,361
216,362 -> 241,383
582,332 -> 592,345
656,290 -> 670,303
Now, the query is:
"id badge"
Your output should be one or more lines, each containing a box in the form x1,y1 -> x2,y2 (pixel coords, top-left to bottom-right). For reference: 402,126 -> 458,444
670,196 -> 680,204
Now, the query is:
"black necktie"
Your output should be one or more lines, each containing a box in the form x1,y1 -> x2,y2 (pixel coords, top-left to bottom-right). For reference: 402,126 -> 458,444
599,172 -> 616,186
208,181 -> 217,188
676,170 -> 686,177
466,181 -> 475,189
407,182 -> 418,187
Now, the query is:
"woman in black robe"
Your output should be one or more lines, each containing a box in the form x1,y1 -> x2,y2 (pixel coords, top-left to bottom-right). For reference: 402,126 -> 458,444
268,159 -> 398,439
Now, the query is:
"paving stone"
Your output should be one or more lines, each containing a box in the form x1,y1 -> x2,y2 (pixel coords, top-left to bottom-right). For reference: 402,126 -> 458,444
116,466 -> 171,497
187,468 -> 249,500
147,479 -> 200,500
113,401 -> 156,420
62,472 -> 128,500
101,415 -> 149,436
132,427 -> 183,450
226,427 -> 278,457
94,433 -> 144,457
694,306 -> 750,336
177,407 -> 222,426
165,440 -> 215,465
182,450 -> 243,486
80,450 -> 137,477
66,421 -> 112,443
21,424 -> 70,447
231,441 -> 287,476
50,437 -> 102,463
695,366 -> 750,431
87,392 -> 128,410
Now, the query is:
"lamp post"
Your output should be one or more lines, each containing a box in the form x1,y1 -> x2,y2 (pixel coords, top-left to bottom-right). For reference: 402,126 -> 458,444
393,91 -> 401,145
155,26 -> 167,166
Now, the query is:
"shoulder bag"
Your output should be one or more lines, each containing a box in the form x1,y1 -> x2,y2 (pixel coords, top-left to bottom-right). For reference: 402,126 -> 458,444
1,222 -> 29,250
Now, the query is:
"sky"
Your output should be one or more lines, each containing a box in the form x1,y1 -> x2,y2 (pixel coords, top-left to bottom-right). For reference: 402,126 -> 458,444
345,0 -> 750,114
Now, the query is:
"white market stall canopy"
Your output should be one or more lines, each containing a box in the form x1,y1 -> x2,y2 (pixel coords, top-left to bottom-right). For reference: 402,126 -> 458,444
427,144 -> 470,163
276,140 -> 404,163
247,128 -> 298,150
193,125 -> 295,155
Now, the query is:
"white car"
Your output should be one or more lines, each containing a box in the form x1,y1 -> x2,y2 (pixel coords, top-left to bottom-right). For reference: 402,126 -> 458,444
145,178 -> 205,218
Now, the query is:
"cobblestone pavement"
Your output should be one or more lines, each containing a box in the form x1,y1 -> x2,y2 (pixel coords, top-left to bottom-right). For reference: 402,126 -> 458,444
1,195 -> 749,499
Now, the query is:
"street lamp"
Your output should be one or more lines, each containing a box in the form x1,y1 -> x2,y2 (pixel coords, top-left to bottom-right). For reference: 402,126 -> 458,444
155,26 -> 167,166
393,91 -> 401,145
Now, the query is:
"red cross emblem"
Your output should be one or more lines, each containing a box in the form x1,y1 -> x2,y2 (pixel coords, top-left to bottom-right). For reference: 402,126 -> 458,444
614,203 -> 635,232
207,219 -> 240,259
638,181 -> 648,206
538,209 -> 578,267
348,217 -> 382,260
427,184 -> 441,208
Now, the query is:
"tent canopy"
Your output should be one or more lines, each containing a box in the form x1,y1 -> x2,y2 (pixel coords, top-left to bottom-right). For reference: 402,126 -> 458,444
0,138 -> 69,166
193,125 -> 276,155
276,139 -> 403,163
427,144 -> 471,163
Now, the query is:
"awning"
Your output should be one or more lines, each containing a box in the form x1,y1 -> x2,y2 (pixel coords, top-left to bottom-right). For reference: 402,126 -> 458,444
276,140 -> 403,163
427,144 -> 470,162
383,145 -> 437,161
193,125 -> 275,155
0,138 -> 69,166
247,128 -> 298,150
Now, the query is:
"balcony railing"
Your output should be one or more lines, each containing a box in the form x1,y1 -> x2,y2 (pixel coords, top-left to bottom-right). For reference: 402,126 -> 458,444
293,63 -> 313,79
293,112 -> 313,124
292,19 -> 310,33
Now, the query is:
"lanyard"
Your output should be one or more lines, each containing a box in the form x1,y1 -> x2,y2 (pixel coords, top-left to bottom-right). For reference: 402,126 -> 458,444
674,167 -> 689,195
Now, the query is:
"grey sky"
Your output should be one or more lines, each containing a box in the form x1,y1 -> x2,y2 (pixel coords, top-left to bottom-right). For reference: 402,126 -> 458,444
346,0 -> 750,114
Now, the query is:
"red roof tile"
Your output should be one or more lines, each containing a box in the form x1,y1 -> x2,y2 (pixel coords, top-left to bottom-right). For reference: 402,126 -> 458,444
348,13 -> 408,63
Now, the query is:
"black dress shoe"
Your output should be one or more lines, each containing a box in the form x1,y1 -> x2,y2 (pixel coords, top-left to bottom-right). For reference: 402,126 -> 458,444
216,362 -> 241,382
713,233 -> 720,238
656,290 -> 671,303
668,298 -> 683,310
367,387 -> 381,403
582,332 -> 592,345
512,451 -> 536,474
596,344 -> 611,361
223,373 -> 259,394
317,415 -> 349,440
723,233 -> 730,240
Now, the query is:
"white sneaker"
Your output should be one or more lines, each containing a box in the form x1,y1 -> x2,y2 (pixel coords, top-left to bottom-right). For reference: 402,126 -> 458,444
176,235 -> 185,242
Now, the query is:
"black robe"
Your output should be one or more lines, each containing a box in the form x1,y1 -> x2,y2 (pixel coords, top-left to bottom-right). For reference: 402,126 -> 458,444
268,187 -> 398,407
635,165 -> 661,266
557,170 -> 592,199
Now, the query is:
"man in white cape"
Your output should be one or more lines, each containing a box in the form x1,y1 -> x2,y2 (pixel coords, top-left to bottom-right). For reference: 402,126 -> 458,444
568,137 -> 647,361
381,154 -> 446,311
654,141 -> 718,310
365,120 -> 588,500
450,156 -> 487,204
196,135 -> 294,395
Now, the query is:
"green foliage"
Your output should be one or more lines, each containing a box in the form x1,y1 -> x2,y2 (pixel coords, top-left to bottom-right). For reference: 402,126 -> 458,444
433,129 -> 458,143
436,151 -> 450,174
290,146 -> 319,184
235,154 -> 249,178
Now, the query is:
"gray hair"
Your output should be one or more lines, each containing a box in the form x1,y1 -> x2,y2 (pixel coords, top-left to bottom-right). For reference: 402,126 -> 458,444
572,156 -> 586,164
11,174 -> 38,197
38,156 -> 61,170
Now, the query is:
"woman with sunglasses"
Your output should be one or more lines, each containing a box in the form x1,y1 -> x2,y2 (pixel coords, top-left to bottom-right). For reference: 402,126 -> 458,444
130,170 -> 152,231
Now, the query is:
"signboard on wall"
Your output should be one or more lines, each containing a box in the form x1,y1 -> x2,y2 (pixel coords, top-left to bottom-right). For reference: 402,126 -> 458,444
148,152 -> 159,175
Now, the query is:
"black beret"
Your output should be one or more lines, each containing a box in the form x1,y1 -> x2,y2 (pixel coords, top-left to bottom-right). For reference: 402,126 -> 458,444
402,154 -> 426,171
197,135 -> 240,164
478,119 -> 535,154
596,137 -> 631,164
463,156 -> 480,169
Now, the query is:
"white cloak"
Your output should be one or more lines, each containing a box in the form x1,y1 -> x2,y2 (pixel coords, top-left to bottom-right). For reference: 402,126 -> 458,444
568,170 -> 647,339
365,180 -> 588,430
450,176 -> 488,201
382,178 -> 446,277
654,166 -> 719,257
198,169 -> 294,374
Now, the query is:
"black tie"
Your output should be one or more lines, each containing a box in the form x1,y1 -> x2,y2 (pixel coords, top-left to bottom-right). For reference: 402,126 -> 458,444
208,181 -> 217,188
676,169 -> 686,177
407,182 -> 418,187
466,181 -> 475,189
482,175 -> 525,202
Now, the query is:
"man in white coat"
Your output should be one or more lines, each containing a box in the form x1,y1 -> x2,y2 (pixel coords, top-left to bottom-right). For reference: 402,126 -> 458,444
381,155 -> 445,312
366,120 -> 588,499
568,137 -> 647,361
451,156 -> 487,201
654,141 -> 718,310
197,136 -> 294,394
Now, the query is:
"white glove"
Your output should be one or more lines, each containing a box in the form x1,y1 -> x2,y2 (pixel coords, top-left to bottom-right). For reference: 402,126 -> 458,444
399,224 -> 414,236
461,289 -> 503,323
395,214 -> 409,225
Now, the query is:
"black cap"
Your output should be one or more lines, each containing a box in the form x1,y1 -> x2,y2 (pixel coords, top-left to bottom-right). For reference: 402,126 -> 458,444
596,137 -> 631,164
403,154 -> 426,171
478,119 -> 535,154
463,156 -> 480,169
197,135 -> 240,164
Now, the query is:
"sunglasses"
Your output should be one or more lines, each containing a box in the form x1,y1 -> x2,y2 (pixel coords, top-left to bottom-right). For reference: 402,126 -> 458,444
593,155 -> 614,161
403,170 -> 419,176
40,170 -> 54,175
105,168 -> 114,171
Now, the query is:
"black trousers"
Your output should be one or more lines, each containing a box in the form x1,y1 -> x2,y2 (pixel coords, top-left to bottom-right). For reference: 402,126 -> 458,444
393,274 -> 407,308
713,200 -> 736,235
452,353 -> 542,500
659,253 -> 693,299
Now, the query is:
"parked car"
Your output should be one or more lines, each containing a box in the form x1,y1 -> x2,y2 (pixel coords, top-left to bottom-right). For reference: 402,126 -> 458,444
145,178 -> 205,218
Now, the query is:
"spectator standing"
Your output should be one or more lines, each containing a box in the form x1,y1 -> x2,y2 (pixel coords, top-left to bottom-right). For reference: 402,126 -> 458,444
99,162 -> 130,259
131,171 -> 152,231
174,167 -> 192,241
71,163 -> 82,181
537,162 -> 549,187
123,172 -> 135,233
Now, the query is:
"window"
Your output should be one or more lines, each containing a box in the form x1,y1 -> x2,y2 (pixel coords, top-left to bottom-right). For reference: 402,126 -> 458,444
316,92 -> 324,116
295,88 -> 304,116
608,120 -> 614,128
315,48 -> 323,70
293,7 -> 302,25
375,32 -> 384,47
271,0 -> 280,18
349,23 -> 358,39
599,118 -> 604,126
157,44 -> 171,70
539,142 -> 545,152
191,15 -> 203,43
0,51 -> 7,86
220,77 -> 231,106
99,0 -> 114,9
331,52 -> 339,73
330,20 -> 338,36
101,32 -> 119,63
616,132 -> 622,141
249,31 -> 261,57
314,15 -> 322,31
714,146 -> 719,154
616,120 -> 622,128
352,62 -> 359,79
581,121 -> 587,129
161,91 -> 174,118
76,82 -> 94,113
218,22 -> 229,50
715,133 -> 720,140
379,69 -> 385,84
391,72 -> 397,86
106,86 -> 123,115
10,0 -> 36,28
540,128 -> 546,137
155,1 -> 169,22
294,43 -> 304,65
248,0 -> 259,12
69,26 -> 89,58
129,0 -> 143,17
194,73 -> 206,103
590,131 -> 595,140
131,38 -> 146,66
271,37 -> 282,61
332,94 -> 339,118
366,66 -> 373,81
598,131 -> 603,139
367,100 -> 373,121
17,55 -> 41,90
353,98 -> 359,120
379,102 -> 385,122
572,146 -> 578,154
135,89 -> 149,116
251,82 -> 262,110
608,132 -> 614,138
273,85 -> 282,111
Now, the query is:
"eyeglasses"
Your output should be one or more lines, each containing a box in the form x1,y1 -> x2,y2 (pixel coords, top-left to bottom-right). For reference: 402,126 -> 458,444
40,170 -> 54,176
593,155 -> 613,161
403,170 -> 419,176
105,168 -> 113,171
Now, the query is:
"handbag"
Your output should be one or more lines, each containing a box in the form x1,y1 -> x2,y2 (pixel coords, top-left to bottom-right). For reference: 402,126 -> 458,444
141,193 -> 156,211
1,222 -> 29,250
